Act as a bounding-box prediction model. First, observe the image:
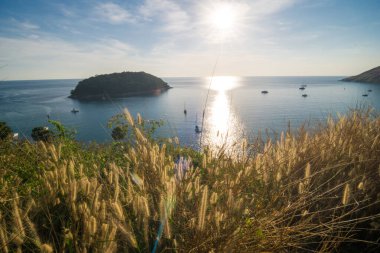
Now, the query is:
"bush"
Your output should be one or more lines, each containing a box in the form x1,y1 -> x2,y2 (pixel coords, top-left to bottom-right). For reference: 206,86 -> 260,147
31,126 -> 53,142
0,121 -> 12,140
112,126 -> 126,140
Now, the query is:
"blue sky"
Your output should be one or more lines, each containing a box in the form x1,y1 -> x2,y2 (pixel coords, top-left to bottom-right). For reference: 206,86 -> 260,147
0,0 -> 379,80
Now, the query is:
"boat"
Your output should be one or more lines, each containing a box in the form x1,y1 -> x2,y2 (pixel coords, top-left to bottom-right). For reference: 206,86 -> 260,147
302,94 -> 308,97
71,108 -> 79,113
195,113 -> 202,133
362,94 -> 368,97
368,89 -> 372,92
261,90 -> 269,94
184,102 -> 187,115
299,87 -> 305,90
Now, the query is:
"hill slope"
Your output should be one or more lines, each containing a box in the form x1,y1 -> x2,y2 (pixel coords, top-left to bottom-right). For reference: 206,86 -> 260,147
342,66 -> 380,84
69,71 -> 171,100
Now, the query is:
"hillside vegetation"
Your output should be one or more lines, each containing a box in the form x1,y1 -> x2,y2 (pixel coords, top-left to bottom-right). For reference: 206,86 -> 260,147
69,71 -> 171,100
1,109 -> 380,252
342,66 -> 380,84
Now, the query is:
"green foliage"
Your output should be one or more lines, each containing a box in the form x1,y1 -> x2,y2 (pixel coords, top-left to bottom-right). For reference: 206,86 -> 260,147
111,126 -> 126,140
48,119 -> 76,140
108,110 -> 164,142
0,121 -> 12,140
31,126 -> 53,142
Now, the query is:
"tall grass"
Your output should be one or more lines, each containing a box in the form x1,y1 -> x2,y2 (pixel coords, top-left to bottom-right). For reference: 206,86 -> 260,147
1,108 -> 380,252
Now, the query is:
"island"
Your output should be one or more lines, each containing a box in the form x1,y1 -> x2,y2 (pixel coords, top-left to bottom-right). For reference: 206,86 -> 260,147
341,66 -> 380,84
69,71 -> 171,100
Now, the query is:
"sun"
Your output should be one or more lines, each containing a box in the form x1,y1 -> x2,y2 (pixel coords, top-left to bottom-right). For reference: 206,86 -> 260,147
210,4 -> 237,32
202,2 -> 247,42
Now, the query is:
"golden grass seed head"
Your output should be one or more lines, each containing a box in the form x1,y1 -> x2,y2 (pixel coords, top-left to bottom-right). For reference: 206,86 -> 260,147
100,200 -> 107,221
197,186 -> 209,231
194,177 -> 200,194
70,181 -> 77,202
57,143 -> 62,159
118,223 -> 138,248
137,113 -> 143,125
12,200 -> 25,239
202,153 -> 207,168
210,192 -> 218,205
68,160 -> 75,179
0,225 -> 9,253
304,163 -> 311,179
100,223 -> 109,239
140,196 -> 150,217
49,144 -> 58,163
298,182 -> 305,194
123,108 -> 134,126
135,128 -> 147,143
342,183 -> 351,205
89,216 -> 97,235
276,171 -> 282,182
371,134 -> 379,150
39,141 -> 47,153
40,243 -> 53,253
112,202 -> 124,220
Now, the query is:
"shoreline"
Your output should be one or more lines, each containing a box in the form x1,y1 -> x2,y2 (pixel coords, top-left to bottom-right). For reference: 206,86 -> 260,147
68,86 -> 172,100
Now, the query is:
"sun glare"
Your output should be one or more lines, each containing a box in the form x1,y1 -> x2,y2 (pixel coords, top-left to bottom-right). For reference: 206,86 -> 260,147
203,76 -> 244,151
209,76 -> 239,91
210,4 -> 237,32
202,2 -> 246,41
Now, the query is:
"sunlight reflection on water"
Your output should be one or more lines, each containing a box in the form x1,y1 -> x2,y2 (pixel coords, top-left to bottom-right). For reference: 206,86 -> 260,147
202,76 -> 245,151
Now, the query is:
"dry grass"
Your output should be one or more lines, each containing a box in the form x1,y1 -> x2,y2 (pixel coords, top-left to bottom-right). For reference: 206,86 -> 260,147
1,108 -> 380,252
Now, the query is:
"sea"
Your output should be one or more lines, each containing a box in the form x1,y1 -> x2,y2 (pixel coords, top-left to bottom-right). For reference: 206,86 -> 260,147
1,76 -> 379,149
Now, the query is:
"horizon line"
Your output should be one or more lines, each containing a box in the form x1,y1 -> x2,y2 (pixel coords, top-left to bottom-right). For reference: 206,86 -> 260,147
0,74 -> 348,82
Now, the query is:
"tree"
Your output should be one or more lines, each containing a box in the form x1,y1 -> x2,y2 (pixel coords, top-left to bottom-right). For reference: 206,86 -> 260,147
0,121 -> 12,140
48,120 -> 76,140
31,127 -> 53,142
112,126 -> 126,140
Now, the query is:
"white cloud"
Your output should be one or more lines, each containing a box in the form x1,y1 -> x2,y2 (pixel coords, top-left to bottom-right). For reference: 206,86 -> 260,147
139,0 -> 191,33
94,3 -> 134,24
9,18 -> 39,31
60,5 -> 76,17
0,36 -> 139,79
19,21 -> 39,30
248,0 -> 296,17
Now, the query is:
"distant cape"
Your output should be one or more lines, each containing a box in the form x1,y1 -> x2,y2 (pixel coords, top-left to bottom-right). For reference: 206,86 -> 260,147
69,71 -> 171,100
342,66 -> 380,84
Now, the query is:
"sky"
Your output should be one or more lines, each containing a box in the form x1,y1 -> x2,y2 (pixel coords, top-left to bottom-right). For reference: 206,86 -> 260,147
0,0 -> 379,80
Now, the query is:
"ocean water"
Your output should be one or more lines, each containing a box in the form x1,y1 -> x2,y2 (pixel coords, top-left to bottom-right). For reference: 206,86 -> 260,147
1,76 -> 379,149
